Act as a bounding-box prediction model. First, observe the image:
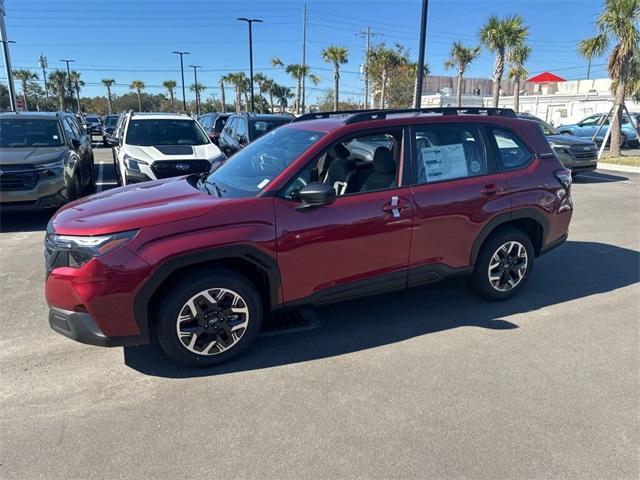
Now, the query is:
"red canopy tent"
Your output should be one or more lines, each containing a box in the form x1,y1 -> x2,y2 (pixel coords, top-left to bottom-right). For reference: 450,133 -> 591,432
526,71 -> 566,83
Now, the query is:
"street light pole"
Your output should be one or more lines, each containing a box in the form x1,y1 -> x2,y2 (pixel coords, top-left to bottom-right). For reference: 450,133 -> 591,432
173,51 -> 190,112
0,0 -> 17,111
414,0 -> 429,109
60,59 -> 75,111
237,17 -> 263,112
189,64 -> 202,115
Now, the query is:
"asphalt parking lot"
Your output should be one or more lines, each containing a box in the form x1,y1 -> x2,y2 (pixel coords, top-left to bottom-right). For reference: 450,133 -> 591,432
0,147 -> 638,479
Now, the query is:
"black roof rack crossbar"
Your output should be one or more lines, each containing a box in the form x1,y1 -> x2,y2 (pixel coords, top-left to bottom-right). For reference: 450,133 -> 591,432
293,107 -> 516,124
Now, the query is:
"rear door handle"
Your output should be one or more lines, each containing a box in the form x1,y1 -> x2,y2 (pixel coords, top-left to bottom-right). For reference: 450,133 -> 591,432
480,184 -> 504,195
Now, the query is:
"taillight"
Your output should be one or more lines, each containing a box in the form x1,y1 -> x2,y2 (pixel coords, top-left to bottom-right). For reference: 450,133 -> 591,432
554,169 -> 572,190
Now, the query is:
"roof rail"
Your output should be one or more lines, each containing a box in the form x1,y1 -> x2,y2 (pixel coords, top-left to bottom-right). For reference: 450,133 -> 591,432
293,107 -> 516,124
292,108 -> 383,123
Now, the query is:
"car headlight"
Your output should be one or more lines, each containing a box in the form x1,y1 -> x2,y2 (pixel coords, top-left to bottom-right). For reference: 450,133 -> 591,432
36,159 -> 65,178
45,230 -> 138,268
124,154 -> 149,171
549,142 -> 571,154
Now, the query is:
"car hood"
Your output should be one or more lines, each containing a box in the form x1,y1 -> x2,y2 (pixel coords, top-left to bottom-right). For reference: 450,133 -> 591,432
0,146 -> 67,165
125,143 -> 222,162
52,176 -> 227,235
546,134 -> 596,146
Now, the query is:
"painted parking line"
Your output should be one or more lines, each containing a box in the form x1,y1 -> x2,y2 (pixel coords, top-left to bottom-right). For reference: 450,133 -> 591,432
96,161 -> 104,192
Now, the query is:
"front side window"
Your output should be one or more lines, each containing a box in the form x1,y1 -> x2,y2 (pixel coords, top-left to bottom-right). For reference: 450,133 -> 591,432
125,119 -> 209,146
283,129 -> 401,199
491,128 -> 533,170
62,118 -> 78,141
236,119 -> 247,143
414,124 -> 487,184
0,118 -> 64,147
203,126 -> 325,198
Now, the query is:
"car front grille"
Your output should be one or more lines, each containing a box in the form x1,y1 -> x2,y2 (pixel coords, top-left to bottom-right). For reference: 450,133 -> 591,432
0,165 -> 38,191
151,160 -> 211,179
570,145 -> 598,161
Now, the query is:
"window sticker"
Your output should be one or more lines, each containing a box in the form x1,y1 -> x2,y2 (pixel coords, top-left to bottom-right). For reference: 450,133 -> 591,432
420,143 -> 468,182
257,178 -> 270,189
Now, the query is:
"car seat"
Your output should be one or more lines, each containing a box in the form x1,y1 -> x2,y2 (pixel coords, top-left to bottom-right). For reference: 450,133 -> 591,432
360,147 -> 396,191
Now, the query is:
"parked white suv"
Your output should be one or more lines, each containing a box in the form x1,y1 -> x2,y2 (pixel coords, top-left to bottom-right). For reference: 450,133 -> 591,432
109,112 -> 225,185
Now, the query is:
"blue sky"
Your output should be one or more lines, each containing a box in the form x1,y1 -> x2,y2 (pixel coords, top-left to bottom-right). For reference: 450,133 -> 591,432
4,0 -> 609,102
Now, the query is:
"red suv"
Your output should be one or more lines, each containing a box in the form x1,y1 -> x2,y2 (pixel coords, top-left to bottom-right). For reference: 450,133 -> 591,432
45,108 -> 573,367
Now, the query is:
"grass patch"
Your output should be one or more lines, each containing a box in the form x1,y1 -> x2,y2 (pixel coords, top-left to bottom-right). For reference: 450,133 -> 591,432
600,155 -> 640,167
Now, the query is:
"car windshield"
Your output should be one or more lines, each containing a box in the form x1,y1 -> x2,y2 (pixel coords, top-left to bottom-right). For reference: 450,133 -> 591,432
250,118 -> 291,140
202,126 -> 325,198
125,119 -> 210,146
85,116 -> 100,123
105,116 -> 119,126
537,118 -> 559,135
0,118 -> 64,148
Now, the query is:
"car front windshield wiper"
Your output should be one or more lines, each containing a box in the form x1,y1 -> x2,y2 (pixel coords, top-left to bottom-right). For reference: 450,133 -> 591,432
198,176 -> 226,197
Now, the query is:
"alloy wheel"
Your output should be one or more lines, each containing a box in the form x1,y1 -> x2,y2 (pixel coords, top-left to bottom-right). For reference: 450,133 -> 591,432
487,241 -> 529,292
175,288 -> 249,355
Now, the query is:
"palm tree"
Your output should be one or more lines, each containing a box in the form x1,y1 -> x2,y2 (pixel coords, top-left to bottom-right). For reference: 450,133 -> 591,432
263,78 -> 276,113
190,82 -> 206,114
444,42 -> 482,107
367,45 -> 403,109
48,70 -> 67,111
273,58 -> 319,113
322,45 -> 349,110
162,80 -> 177,111
69,70 -> 84,113
253,73 -> 269,113
218,76 -> 228,113
101,78 -> 115,114
272,84 -> 293,113
508,44 -> 532,112
225,72 -> 246,112
129,80 -> 145,111
13,69 -> 37,111
479,15 -> 529,107
578,0 -> 640,156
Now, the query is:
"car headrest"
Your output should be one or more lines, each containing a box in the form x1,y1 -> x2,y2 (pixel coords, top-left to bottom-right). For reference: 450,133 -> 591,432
373,147 -> 395,174
328,143 -> 350,159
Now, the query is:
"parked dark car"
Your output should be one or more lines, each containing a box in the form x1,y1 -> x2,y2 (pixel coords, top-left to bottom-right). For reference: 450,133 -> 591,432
0,112 -> 94,211
198,113 -> 229,146
101,114 -> 120,146
84,115 -> 102,136
557,112 -> 639,148
218,113 -> 293,156
45,107 -> 572,367
518,113 -> 598,175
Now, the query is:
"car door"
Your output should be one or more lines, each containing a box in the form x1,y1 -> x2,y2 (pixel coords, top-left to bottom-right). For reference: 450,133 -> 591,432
274,127 -> 413,304
221,118 -> 237,156
235,118 -> 248,150
407,122 -> 511,281
62,117 -> 91,187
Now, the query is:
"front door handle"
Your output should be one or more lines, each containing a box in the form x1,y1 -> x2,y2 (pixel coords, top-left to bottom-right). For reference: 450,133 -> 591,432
383,196 -> 410,218
481,184 -> 505,195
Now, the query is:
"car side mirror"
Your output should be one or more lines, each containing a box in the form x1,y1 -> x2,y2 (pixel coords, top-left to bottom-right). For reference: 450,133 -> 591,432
295,182 -> 336,210
106,136 -> 119,147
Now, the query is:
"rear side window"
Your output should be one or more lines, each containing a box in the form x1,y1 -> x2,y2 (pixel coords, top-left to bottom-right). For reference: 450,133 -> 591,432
413,124 -> 487,184
490,128 -> 533,171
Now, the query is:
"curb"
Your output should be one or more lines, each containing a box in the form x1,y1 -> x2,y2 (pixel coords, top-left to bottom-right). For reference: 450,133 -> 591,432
597,162 -> 640,174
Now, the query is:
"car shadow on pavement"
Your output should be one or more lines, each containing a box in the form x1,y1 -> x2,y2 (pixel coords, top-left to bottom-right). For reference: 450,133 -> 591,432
575,171 -> 629,183
124,240 -> 640,378
0,210 -> 54,233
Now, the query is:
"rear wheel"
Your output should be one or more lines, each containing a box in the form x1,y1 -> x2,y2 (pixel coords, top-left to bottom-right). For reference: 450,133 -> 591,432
469,227 -> 534,301
156,269 -> 263,367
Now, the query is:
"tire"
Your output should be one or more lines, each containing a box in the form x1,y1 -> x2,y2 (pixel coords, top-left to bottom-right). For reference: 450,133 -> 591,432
68,171 -> 82,200
156,269 -> 263,367
468,227 -> 534,301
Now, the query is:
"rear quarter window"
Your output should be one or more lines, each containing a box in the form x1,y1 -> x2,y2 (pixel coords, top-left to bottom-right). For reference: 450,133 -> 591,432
489,127 -> 534,171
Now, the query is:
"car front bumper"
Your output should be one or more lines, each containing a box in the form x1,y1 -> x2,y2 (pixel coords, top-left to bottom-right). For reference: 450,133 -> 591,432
49,307 -> 148,347
0,174 -> 68,211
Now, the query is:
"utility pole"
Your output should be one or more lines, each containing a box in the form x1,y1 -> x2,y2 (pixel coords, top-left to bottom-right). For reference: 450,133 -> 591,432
356,27 -> 382,109
0,0 -> 17,111
189,64 -> 201,115
301,3 -> 307,114
38,53 -> 49,102
173,51 -> 190,112
60,59 -> 75,111
414,0 -> 429,108
237,17 -> 262,112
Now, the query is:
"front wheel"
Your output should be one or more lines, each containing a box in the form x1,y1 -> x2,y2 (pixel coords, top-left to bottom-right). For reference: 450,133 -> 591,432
156,269 -> 263,367
468,227 -> 534,301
